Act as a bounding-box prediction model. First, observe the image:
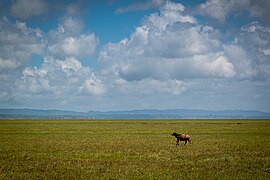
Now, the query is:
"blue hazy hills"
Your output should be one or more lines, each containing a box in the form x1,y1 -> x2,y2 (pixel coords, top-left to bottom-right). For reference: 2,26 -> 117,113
0,108 -> 270,119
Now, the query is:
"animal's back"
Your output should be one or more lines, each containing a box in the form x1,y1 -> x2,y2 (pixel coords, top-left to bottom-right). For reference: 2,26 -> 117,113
179,134 -> 190,140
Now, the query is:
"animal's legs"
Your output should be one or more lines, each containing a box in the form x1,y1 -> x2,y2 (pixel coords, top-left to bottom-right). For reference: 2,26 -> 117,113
184,140 -> 187,145
176,139 -> 179,145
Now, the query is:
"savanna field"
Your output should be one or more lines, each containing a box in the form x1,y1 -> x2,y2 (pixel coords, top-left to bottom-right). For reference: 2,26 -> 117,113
0,119 -> 269,179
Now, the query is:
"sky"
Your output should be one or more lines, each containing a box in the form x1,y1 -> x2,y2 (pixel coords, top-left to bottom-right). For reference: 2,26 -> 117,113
0,0 -> 270,112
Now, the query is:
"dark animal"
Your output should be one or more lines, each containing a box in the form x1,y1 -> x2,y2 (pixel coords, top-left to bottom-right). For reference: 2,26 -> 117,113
171,132 -> 191,145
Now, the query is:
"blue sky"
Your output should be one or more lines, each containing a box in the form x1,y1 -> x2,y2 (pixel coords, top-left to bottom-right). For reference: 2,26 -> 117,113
0,0 -> 270,112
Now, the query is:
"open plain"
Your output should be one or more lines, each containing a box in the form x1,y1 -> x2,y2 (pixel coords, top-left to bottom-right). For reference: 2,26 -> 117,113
0,119 -> 269,179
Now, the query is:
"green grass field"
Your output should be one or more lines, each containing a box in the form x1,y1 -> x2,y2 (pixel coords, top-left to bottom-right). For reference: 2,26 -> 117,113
0,119 -> 269,179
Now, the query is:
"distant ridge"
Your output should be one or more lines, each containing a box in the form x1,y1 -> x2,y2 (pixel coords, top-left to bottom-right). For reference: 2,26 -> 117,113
0,108 -> 270,119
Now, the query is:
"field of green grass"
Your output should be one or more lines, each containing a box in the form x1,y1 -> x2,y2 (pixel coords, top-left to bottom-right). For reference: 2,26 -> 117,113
0,119 -> 269,179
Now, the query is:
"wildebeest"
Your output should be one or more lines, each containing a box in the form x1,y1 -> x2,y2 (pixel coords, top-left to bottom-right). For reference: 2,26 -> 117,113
171,132 -> 191,145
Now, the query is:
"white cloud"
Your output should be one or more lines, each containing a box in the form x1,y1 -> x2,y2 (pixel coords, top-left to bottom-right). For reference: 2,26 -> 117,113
0,15 -> 101,108
239,22 -> 270,80
48,34 -> 98,58
196,0 -> 270,23
147,1 -> 196,32
10,56 -> 106,110
99,2 -> 235,84
98,1 -> 238,97
0,18 -> 45,61
16,56 -> 106,96
100,2 -> 270,92
240,22 -> 270,46
196,0 -> 245,22
224,44 -> 256,79
210,56 -> 236,78
1,0 -> 269,112
60,16 -> 84,35
106,4 -> 270,111
48,17 -> 98,58
10,0 -> 48,19
0,17 -> 46,102
80,76 -> 106,96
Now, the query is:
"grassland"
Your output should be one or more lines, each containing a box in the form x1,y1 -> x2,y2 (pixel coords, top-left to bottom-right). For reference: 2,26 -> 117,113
0,119 -> 269,179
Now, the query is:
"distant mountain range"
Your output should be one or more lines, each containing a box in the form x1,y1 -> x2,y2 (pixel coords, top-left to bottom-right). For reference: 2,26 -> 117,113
0,108 -> 270,119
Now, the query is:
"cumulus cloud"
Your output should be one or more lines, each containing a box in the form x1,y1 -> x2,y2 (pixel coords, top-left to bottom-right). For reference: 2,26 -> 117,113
221,21 -> 270,81
48,17 -> 98,58
195,0 -> 246,22
16,56 -> 106,96
10,0 -> 48,19
48,34 -> 98,58
59,16 -> 84,35
0,17 -> 46,102
224,44 -> 256,79
234,22 -> 270,80
1,0 -> 269,111
80,76 -> 106,96
101,1 -> 270,93
147,1 -> 197,31
99,1 -> 236,95
0,14 -> 100,108
0,18 -> 45,61
196,0 -> 270,23
240,22 -> 270,46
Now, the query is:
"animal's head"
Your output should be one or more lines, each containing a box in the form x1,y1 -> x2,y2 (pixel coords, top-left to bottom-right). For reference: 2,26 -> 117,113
171,132 -> 178,136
